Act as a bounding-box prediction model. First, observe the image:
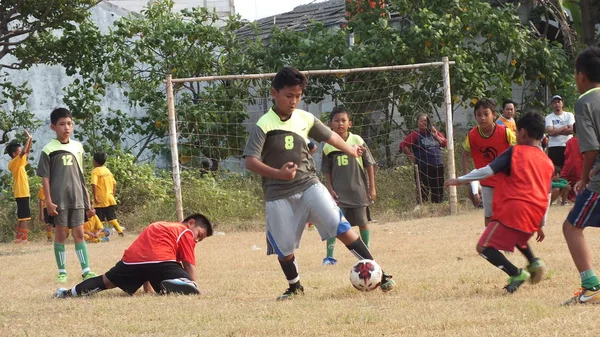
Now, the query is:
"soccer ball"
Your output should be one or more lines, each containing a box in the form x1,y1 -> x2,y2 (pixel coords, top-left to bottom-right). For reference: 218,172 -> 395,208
350,259 -> 382,292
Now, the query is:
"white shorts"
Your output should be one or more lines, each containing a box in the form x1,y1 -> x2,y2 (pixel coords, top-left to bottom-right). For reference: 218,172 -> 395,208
265,183 -> 351,258
482,186 -> 494,218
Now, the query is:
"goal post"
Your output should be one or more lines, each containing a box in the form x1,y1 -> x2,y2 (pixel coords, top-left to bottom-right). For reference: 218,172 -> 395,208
165,58 -> 458,220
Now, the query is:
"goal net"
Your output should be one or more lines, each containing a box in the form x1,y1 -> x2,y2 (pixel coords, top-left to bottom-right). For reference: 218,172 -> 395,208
165,59 -> 457,221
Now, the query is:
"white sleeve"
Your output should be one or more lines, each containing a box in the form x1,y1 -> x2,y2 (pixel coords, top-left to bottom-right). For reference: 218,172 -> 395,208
458,166 -> 494,182
470,181 -> 480,195
568,112 -> 575,126
545,115 -> 553,127
540,193 -> 552,227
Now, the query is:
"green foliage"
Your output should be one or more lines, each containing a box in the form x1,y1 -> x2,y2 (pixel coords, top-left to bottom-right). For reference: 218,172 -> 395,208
0,74 -> 41,144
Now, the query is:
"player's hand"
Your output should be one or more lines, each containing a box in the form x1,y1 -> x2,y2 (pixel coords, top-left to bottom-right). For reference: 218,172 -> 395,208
24,130 -> 31,138
277,162 -> 298,181
86,209 -> 96,218
472,193 -> 481,207
328,188 -> 339,202
94,197 -> 100,205
348,145 -> 365,158
536,228 -> 545,242
575,179 -> 588,195
47,202 -> 58,216
369,187 -> 377,202
444,179 -> 462,187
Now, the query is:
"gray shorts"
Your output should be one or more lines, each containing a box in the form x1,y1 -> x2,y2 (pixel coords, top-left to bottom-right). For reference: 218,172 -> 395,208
340,207 -> 368,227
265,183 -> 351,258
54,208 -> 85,229
482,186 -> 494,218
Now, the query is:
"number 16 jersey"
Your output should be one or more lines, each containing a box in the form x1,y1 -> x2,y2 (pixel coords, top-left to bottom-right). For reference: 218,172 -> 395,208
243,108 -> 332,201
322,133 -> 375,208
37,139 -> 89,211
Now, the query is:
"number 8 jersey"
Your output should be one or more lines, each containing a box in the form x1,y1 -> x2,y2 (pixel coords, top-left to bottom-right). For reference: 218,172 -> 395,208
243,108 -> 332,201
322,133 -> 375,208
37,139 -> 89,211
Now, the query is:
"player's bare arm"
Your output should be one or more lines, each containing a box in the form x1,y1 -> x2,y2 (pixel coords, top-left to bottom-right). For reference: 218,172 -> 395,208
461,150 -> 471,175
21,130 -> 32,157
42,177 -> 58,216
182,261 -> 196,281
576,150 -> 598,194
92,184 -> 100,205
38,199 -> 44,223
367,165 -> 376,201
326,132 -> 363,157
244,156 -> 297,181
325,172 -> 338,201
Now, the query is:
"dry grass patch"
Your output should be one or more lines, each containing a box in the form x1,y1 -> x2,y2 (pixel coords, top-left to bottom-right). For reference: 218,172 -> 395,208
1,207 -> 599,336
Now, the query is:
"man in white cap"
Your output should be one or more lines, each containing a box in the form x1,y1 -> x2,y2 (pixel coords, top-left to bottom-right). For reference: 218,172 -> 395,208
545,95 -> 575,167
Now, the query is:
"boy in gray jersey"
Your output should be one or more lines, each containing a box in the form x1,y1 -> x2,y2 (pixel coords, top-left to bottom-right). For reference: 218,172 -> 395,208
243,67 -> 395,300
562,47 -> 600,305
321,107 -> 376,265
37,108 -> 97,284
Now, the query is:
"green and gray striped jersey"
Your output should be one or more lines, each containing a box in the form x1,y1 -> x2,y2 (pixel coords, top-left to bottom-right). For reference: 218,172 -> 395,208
243,108 -> 332,201
36,139 -> 89,211
322,133 -> 374,208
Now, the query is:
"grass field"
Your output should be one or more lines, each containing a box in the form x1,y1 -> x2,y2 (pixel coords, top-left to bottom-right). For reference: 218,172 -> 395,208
2,206 -> 600,336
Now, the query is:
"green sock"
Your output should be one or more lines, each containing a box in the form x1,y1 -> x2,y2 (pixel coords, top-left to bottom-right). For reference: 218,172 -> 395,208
581,270 -> 600,290
326,237 -> 336,258
54,242 -> 66,274
75,242 -> 91,275
360,229 -> 371,248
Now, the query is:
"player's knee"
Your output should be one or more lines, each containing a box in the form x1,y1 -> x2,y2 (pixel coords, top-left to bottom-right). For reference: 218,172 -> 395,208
475,244 -> 485,254
279,254 -> 295,262
102,274 -> 116,289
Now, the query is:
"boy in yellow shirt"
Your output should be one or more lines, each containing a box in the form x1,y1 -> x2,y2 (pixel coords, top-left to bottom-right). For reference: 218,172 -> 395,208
91,153 -> 124,236
6,130 -> 33,243
83,214 -> 110,243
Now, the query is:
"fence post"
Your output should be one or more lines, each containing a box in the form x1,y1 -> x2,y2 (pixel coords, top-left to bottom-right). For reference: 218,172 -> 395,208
442,57 -> 458,215
166,74 -> 184,222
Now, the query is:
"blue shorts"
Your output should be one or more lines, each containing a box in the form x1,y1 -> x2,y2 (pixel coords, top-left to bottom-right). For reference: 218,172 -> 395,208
567,188 -> 600,228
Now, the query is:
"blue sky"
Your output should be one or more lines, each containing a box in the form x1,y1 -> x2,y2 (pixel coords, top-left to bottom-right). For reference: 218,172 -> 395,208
236,0 -> 322,21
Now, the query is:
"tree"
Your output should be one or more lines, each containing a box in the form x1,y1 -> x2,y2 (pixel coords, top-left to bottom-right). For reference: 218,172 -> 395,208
0,0 -> 99,69
106,0 -> 256,166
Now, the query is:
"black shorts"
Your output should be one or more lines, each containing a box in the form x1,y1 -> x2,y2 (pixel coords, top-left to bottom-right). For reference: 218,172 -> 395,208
43,208 -> 54,225
105,261 -> 191,295
547,146 -> 566,168
15,197 -> 31,221
96,206 -> 117,222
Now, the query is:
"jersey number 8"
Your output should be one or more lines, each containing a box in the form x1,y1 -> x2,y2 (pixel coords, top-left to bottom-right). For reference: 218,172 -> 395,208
284,135 -> 294,150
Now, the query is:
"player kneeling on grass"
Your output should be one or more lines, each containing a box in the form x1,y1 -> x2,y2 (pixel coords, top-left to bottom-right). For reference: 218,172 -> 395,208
446,112 -> 553,294
243,67 -> 395,301
54,213 -> 212,298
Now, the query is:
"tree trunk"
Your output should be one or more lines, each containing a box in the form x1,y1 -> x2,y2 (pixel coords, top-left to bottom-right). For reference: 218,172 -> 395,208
580,0 -> 596,45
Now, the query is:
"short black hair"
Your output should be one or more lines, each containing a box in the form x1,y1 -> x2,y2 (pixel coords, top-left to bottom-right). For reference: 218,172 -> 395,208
93,152 -> 107,166
329,106 -> 350,121
502,99 -> 516,109
576,47 -> 600,83
474,98 -> 496,115
272,67 -> 307,91
516,112 -> 546,140
4,141 -> 20,158
554,165 -> 562,175
183,213 -> 213,237
50,108 -> 73,125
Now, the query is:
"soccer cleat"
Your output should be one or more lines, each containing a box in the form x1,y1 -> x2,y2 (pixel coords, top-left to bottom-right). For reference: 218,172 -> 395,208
54,288 -> 69,298
276,284 -> 304,301
380,273 -> 396,292
160,278 -> 200,295
56,273 -> 68,283
322,257 -> 338,266
82,271 -> 98,280
504,269 -> 530,294
527,258 -> 546,284
563,288 -> 600,305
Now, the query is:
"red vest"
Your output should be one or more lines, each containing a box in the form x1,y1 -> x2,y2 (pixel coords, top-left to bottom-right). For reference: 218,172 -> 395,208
493,146 -> 554,233
468,125 -> 510,187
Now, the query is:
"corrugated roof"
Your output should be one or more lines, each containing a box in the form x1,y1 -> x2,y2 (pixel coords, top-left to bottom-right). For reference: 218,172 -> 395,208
237,0 -> 346,39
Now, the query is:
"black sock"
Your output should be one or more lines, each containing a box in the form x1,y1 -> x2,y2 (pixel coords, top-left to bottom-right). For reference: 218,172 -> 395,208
516,244 -> 535,263
279,256 -> 300,288
73,275 -> 107,296
480,247 -> 519,276
346,238 -> 374,260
